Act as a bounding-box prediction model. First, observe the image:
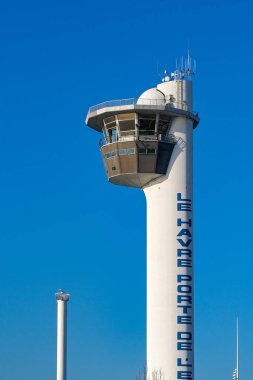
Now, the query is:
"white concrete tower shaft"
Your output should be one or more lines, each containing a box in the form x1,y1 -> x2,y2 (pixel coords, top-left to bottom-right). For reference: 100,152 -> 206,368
55,290 -> 70,380
144,82 -> 194,380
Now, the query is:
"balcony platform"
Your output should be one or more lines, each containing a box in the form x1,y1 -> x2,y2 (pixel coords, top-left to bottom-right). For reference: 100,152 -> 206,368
86,98 -> 199,131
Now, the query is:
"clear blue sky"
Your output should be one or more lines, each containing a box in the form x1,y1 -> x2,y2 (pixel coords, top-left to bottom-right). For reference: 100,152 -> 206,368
0,0 -> 252,379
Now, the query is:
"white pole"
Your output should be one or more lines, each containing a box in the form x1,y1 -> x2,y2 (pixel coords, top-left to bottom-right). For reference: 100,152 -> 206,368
237,318 -> 239,380
55,290 -> 70,380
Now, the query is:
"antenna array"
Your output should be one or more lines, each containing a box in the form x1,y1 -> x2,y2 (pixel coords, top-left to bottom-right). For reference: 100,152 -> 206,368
171,51 -> 196,81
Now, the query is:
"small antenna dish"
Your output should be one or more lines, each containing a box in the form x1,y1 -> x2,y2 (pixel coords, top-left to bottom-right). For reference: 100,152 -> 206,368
163,69 -> 170,82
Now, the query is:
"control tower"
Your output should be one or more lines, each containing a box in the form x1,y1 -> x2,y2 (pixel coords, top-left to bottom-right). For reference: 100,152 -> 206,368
86,56 -> 199,380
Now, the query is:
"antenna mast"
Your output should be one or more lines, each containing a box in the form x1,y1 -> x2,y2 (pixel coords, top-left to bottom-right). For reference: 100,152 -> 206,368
237,318 -> 239,380
233,318 -> 239,380
171,49 -> 196,81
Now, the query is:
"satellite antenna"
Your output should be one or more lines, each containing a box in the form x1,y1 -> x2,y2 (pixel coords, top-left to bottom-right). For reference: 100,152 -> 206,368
161,68 -> 170,82
162,69 -> 170,82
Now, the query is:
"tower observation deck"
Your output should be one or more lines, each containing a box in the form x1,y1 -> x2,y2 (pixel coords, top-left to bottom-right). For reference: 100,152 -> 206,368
86,60 -> 199,380
86,75 -> 199,188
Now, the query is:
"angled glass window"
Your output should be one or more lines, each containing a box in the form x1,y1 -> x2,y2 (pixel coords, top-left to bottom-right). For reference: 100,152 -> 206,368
118,113 -> 135,121
158,115 -> 172,136
127,148 -> 135,155
111,128 -> 117,142
106,127 -> 118,143
138,114 -> 156,135
117,113 -> 136,133
110,150 -> 116,157
147,148 -> 156,154
104,115 -> 117,128
119,149 -> 127,156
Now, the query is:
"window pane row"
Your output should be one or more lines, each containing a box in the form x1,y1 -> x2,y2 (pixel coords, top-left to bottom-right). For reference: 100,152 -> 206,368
102,113 -> 172,144
138,148 -> 156,155
104,148 -> 136,159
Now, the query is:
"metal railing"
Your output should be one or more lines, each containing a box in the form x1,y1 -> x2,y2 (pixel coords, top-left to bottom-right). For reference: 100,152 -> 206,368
99,133 -> 179,148
90,98 -> 136,113
89,98 -> 192,113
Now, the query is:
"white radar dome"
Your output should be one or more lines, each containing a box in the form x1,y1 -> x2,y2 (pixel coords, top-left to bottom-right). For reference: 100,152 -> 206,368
137,88 -> 165,104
